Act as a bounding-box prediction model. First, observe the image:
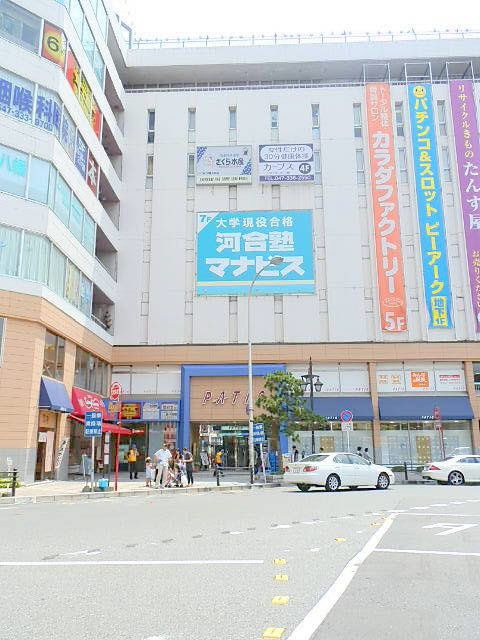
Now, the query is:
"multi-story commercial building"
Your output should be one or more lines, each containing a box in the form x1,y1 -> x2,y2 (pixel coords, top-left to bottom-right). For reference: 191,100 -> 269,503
2,0 -> 480,481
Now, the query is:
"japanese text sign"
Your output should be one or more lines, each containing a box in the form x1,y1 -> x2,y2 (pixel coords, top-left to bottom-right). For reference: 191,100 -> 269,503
196,210 -> 315,295
35,86 -> 61,137
408,84 -> 453,328
84,411 -> 102,437
41,22 -> 66,69
196,146 -> 252,184
259,144 -> 314,182
121,403 -> 141,420
86,152 -> 99,196
66,48 -> 80,97
0,69 -> 33,125
449,80 -> 480,332
366,83 -> 407,332
75,132 -> 88,178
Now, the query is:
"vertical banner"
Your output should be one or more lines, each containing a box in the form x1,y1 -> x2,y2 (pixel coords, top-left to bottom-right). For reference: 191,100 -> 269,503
449,80 -> 480,331
90,97 -> 102,139
41,23 -> 66,69
408,84 -> 453,328
66,48 -> 80,97
365,83 -> 407,332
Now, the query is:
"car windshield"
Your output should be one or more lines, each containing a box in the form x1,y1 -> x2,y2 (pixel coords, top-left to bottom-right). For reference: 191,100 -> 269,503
300,455 -> 329,463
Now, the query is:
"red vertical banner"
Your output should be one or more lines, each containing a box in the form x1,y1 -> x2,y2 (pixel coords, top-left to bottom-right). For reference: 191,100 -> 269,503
66,48 -> 80,97
91,96 -> 102,139
42,22 -> 66,69
365,83 -> 407,332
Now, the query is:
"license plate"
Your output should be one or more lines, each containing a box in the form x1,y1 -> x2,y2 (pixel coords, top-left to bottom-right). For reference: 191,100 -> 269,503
291,468 -> 301,473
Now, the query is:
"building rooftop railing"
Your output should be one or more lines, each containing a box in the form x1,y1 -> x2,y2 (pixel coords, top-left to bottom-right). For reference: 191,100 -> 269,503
130,28 -> 480,50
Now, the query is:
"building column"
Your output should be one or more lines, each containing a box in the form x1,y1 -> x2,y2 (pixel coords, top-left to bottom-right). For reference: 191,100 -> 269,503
54,340 -> 77,480
368,362 -> 381,463
464,361 -> 480,454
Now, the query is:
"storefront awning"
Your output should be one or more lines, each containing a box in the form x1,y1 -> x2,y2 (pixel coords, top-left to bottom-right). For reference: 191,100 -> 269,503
379,396 -> 474,421
69,415 -> 132,436
39,377 -> 73,413
312,397 -> 374,421
71,387 -> 112,420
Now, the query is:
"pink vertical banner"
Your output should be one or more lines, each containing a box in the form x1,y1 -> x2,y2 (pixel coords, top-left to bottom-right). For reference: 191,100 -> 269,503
450,79 -> 480,331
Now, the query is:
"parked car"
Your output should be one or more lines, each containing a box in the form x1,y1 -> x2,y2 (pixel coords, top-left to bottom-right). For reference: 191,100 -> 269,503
283,452 -> 395,492
422,455 -> 480,485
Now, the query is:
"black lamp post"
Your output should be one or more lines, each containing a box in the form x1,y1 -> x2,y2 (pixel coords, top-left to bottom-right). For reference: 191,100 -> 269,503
301,357 -> 323,454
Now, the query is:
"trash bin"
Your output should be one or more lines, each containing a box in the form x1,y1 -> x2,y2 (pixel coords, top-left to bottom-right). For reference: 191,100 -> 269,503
98,478 -> 109,491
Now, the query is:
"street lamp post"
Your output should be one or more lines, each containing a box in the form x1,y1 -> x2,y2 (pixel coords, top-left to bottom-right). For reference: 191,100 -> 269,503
247,256 -> 284,485
301,357 -> 323,454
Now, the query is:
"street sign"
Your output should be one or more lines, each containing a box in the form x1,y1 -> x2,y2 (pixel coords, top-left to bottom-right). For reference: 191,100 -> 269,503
110,381 -> 123,402
84,411 -> 102,437
253,423 -> 266,443
341,421 -> 353,432
340,409 -> 353,423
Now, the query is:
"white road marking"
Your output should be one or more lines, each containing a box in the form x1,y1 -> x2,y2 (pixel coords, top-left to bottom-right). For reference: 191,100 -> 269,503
310,548 -> 321,553
60,550 -> 101,556
388,509 -> 406,513
229,531 -> 243,535
0,559 -> 264,567
355,531 -> 364,534
301,521 -> 316,525
429,504 -> 448,507
376,548 -> 480,557
272,524 -> 292,529
422,522 -> 477,536
410,506 -> 430,510
450,501 -> 467,505
400,512 -> 480,518
286,516 -> 395,640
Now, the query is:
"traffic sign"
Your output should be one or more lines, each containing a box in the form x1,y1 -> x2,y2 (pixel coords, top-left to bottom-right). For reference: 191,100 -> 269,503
84,411 -> 102,437
110,381 -> 123,402
341,421 -> 353,432
253,423 -> 266,444
340,409 -> 353,423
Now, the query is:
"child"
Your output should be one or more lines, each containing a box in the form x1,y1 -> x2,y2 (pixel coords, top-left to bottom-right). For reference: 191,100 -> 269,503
145,457 -> 154,487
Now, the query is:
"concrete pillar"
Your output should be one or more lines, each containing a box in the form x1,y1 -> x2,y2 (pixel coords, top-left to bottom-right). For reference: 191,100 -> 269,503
368,361 -> 381,463
54,339 -> 77,480
464,361 -> 480,454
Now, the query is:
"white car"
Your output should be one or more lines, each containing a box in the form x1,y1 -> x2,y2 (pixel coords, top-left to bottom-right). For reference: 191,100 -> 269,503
283,452 -> 395,492
422,455 -> 480,485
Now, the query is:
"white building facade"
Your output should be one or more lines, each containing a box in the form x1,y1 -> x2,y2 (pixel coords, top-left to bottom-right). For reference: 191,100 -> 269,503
1,0 -> 480,480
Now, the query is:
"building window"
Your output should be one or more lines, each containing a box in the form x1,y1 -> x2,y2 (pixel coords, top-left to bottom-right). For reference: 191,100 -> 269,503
0,317 -> 5,365
188,107 -> 196,131
314,150 -> 322,185
356,149 -> 365,184
69,0 -> 84,40
146,154 -> 153,189
229,106 -> 237,129
474,363 -> 480,391
74,346 -> 110,395
353,103 -> 363,138
187,153 -> 195,177
147,109 -> 155,143
42,331 -> 65,381
395,102 -> 404,137
312,103 -> 320,139
0,0 -> 41,53
81,18 -> 95,65
442,146 -> 452,182
398,148 -> 408,184
270,105 -> 279,129
437,100 -> 447,136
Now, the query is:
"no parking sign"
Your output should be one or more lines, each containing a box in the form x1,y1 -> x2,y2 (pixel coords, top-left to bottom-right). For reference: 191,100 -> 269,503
340,409 -> 353,432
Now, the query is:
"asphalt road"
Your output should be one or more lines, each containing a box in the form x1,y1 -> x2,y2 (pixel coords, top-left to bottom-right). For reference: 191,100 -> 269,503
1,484 -> 479,640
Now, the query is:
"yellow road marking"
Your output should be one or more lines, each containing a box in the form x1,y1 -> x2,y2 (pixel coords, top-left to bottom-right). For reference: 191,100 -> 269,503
334,537 -> 346,542
272,596 -> 290,605
274,558 -> 287,565
263,628 -> 285,639
275,574 -> 289,582
370,523 -> 381,528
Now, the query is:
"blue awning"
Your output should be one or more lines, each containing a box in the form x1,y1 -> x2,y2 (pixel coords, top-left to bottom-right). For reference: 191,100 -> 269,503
312,397 -> 374,421
39,377 -> 74,413
379,396 -> 474,421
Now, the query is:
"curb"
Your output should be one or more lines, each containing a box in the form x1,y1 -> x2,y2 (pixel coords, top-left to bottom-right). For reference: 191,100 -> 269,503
0,482 -> 281,505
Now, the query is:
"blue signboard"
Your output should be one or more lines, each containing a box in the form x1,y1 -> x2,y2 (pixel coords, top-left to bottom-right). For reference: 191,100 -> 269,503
196,210 -> 315,295
253,423 -> 265,444
408,83 -> 453,328
84,411 -> 102,437
75,131 -> 88,178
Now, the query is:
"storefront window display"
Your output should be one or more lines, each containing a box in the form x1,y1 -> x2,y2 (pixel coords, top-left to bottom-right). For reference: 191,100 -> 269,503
380,421 -> 472,467
289,422 -> 373,458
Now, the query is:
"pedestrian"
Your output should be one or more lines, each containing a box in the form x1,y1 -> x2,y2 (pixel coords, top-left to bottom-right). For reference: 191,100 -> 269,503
127,445 -> 138,479
292,445 -> 299,462
145,457 -> 154,487
319,447 -> 324,453
356,446 -> 363,458
254,449 -> 262,479
363,447 -> 371,462
214,449 -> 224,476
301,449 -> 306,459
183,448 -> 194,486
153,444 -> 172,488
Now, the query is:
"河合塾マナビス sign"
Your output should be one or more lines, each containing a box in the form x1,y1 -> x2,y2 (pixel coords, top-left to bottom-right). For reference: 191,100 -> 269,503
196,210 -> 315,295
258,144 -> 314,182
196,146 -> 252,184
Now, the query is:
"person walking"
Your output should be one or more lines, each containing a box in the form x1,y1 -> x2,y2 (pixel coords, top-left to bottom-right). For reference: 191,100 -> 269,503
292,445 -> 299,462
214,449 -> 224,476
363,447 -> 371,462
356,446 -> 364,458
154,444 -> 172,488
183,448 -> 194,486
127,446 -> 138,480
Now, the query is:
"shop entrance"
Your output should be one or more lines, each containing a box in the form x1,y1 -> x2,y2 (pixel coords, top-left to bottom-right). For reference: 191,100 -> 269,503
192,423 -> 250,468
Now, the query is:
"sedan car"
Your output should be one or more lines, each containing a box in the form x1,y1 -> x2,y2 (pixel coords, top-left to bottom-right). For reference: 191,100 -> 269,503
283,452 -> 395,492
422,455 -> 480,485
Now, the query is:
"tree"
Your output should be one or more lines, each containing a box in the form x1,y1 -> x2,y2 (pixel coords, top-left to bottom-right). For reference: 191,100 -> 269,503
255,371 -> 327,438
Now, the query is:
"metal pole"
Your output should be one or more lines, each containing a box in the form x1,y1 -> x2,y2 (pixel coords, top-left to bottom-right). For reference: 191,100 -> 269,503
114,433 -> 120,491
247,280 -> 255,485
309,357 -> 315,454
347,430 -> 350,452
11,468 -> 17,498
90,436 -> 95,492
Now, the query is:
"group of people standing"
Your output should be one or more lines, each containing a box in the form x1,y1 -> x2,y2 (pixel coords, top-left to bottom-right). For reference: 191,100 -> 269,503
127,445 -> 194,488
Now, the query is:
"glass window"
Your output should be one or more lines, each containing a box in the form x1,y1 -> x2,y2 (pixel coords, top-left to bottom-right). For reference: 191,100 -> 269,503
48,165 -> 56,211
74,346 -> 88,390
93,45 -> 105,86
28,157 -> 50,204
69,0 -> 84,39
96,0 -> 108,39
65,260 -> 80,307
79,273 -> 92,316
333,454 -> 352,464
69,194 -> 84,241
348,454 -> 369,465
21,232 -> 50,283
314,150 -> 322,185
353,103 -> 362,138
81,19 -> 95,64
0,0 -> 41,53
356,149 -> 365,184
270,105 -> 278,129
395,102 -> 404,137
147,109 -> 155,143
54,174 -> 71,226
82,214 -> 95,254
60,108 -> 76,160
312,103 -> 320,128
437,100 -> 447,136
0,143 -> 28,196
0,223 -> 21,276
0,316 -> 5,365
42,331 -> 65,380
188,108 -> 196,131
187,153 -> 195,176
299,455 -> 328,463
229,106 -> 237,129
48,244 -> 66,297
442,146 -> 452,182
398,148 -> 408,184
0,68 -> 34,125
146,155 -> 154,176
35,86 -> 62,138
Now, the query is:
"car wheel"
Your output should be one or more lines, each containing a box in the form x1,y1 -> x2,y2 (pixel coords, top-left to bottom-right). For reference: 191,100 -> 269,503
448,470 -> 465,486
297,483 -> 311,492
376,473 -> 390,490
325,474 -> 340,492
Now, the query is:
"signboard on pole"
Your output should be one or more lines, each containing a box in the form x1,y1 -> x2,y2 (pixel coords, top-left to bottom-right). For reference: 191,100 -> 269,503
110,381 -> 122,402
253,423 -> 266,444
259,144 -> 314,182
340,409 -> 353,432
84,411 -> 102,437
196,146 -> 252,184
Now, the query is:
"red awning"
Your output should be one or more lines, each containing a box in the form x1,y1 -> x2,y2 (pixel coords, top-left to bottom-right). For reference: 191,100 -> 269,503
71,387 -> 113,421
69,414 -> 131,436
